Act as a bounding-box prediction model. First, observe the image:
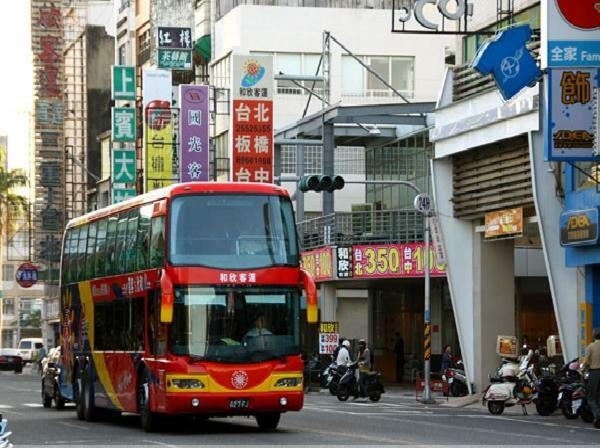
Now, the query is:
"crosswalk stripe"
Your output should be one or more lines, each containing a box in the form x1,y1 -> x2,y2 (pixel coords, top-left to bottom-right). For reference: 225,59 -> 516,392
22,403 -> 43,408
0,405 -> 13,409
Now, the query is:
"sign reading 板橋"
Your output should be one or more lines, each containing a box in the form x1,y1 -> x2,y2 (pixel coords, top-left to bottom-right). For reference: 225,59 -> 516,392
230,55 -> 274,183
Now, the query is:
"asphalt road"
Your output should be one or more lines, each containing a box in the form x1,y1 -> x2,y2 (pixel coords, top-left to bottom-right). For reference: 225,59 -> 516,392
1,368 -> 599,446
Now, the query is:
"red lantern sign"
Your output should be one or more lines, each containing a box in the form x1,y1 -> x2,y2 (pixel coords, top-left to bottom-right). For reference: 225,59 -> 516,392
15,262 -> 39,288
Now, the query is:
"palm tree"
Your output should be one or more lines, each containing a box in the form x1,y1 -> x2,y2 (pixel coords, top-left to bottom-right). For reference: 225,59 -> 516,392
0,167 -> 28,238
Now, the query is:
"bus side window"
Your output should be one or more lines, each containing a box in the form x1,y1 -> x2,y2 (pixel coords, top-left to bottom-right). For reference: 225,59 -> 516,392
86,221 -> 97,279
147,289 -> 165,356
105,217 -> 118,276
61,230 -> 72,285
115,212 -> 129,274
150,216 -> 165,268
126,209 -> 139,272
68,228 -> 79,284
95,219 -> 108,278
137,204 -> 152,270
77,225 -> 88,282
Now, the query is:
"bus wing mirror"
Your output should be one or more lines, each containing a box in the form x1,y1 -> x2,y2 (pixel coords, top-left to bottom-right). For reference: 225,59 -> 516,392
160,270 -> 174,323
301,269 -> 318,323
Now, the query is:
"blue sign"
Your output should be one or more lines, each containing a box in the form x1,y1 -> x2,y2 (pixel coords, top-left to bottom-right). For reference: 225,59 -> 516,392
472,24 -> 542,101
560,208 -> 599,247
549,41 -> 600,68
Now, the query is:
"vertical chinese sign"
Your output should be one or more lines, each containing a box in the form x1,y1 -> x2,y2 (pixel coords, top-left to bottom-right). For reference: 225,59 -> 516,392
142,69 -> 174,192
31,1 -> 64,275
179,85 -> 210,182
230,55 -> 274,183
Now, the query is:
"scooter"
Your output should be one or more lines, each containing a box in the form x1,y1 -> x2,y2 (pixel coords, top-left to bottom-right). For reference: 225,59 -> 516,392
483,350 -> 535,415
444,360 -> 468,397
0,413 -> 13,448
559,373 -> 594,423
532,375 -> 558,416
336,361 -> 385,402
323,361 -> 342,395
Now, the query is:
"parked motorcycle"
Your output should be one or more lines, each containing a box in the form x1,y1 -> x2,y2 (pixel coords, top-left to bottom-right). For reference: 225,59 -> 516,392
444,360 -> 468,397
532,375 -> 558,416
483,350 -> 536,415
323,361 -> 342,395
558,369 -> 595,423
336,361 -> 385,402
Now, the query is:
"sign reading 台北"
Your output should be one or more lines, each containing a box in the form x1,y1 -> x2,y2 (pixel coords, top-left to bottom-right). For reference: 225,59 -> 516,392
546,0 -> 600,68
546,68 -> 599,161
351,243 -> 446,279
179,85 -> 209,182
484,208 -> 524,240
301,247 -> 333,282
230,55 -> 274,183
319,322 -> 340,355
560,208 -> 599,247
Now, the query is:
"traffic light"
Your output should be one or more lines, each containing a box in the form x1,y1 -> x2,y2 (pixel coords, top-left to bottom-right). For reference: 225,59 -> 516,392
298,175 -> 345,192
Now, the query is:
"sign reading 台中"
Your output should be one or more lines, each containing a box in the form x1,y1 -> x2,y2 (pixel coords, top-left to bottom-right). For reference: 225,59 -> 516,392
231,55 -> 274,183
560,208 -> 599,247
112,149 -> 136,183
472,24 -> 542,101
112,108 -> 136,142
157,27 -> 192,71
301,247 -> 333,282
546,68 -> 599,161
352,243 -> 446,279
319,322 -> 340,355
546,0 -> 600,68
179,85 -> 210,182
112,65 -> 136,100
484,208 -> 524,240
15,263 -> 39,288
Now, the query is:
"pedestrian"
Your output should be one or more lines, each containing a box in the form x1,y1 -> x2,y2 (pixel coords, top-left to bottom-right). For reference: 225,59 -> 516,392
357,339 -> 371,398
37,345 -> 47,374
333,337 -> 346,362
336,339 -> 352,366
583,329 -> 600,429
441,344 -> 453,373
393,332 -> 405,382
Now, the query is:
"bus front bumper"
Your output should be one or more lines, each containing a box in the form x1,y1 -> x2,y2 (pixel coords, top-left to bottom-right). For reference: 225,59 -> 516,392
163,391 -> 304,415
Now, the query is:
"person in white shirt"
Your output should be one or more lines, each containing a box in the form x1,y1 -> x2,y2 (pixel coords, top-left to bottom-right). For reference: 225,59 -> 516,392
336,339 -> 352,366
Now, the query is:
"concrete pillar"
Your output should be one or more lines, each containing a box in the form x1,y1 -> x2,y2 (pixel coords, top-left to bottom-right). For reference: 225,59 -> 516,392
473,236 -> 515,388
431,282 -> 443,354
319,283 -> 337,322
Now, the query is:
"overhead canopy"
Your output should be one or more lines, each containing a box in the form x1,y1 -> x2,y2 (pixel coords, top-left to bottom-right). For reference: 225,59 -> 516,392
275,102 -> 435,146
194,34 -> 211,61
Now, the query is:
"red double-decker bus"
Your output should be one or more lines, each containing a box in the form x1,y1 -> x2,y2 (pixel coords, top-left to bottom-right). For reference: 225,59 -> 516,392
58,182 -> 317,432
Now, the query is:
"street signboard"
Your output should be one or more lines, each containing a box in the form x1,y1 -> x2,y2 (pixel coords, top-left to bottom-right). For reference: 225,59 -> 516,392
413,193 -> 431,213
112,148 -> 136,184
560,208 -> 599,247
179,85 -> 210,182
157,49 -> 192,70
16,262 -> 39,288
112,107 -> 136,142
112,65 -> 136,100
546,67 -> 599,161
300,247 -> 333,282
113,187 -> 136,204
157,27 -> 193,49
545,0 -> 600,68
484,208 -> 524,240
318,322 -> 339,355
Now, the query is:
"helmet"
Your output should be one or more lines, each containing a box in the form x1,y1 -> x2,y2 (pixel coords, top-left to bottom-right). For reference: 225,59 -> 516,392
569,361 -> 580,372
342,340 -> 351,348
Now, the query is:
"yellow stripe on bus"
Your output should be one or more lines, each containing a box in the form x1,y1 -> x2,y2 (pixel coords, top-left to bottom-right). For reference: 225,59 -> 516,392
78,281 -> 124,411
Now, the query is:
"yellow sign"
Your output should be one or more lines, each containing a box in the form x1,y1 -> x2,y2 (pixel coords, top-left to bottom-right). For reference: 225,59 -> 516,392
145,109 -> 174,192
485,208 -> 524,239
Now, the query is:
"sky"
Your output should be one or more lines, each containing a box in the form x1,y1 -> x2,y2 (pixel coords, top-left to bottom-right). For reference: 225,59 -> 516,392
0,1 -> 33,171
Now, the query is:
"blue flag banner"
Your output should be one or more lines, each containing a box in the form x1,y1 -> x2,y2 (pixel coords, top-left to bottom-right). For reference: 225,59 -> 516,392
472,24 -> 542,101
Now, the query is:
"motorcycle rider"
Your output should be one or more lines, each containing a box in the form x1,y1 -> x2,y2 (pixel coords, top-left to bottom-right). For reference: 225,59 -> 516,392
357,339 -> 371,398
336,339 -> 352,366
583,329 -> 600,429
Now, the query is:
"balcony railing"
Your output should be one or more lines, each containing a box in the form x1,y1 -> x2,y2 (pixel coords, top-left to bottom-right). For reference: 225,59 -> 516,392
298,209 -> 424,250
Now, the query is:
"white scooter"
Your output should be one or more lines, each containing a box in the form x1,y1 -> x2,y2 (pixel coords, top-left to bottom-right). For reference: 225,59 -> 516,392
483,350 -> 535,415
0,413 -> 12,448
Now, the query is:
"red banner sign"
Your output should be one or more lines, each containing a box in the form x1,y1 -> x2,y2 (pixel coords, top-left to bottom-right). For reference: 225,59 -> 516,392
352,243 -> 446,279
301,247 -> 333,282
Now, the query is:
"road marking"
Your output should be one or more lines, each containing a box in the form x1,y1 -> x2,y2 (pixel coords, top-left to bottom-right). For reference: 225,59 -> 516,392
474,414 -> 600,432
22,403 -> 43,408
142,440 -> 179,448
58,421 -> 91,431
0,405 -> 13,409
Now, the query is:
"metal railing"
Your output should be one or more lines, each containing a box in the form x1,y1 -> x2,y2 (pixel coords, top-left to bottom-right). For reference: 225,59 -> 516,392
298,209 -> 424,250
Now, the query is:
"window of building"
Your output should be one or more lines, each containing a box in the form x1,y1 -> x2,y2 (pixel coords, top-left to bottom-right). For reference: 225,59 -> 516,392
341,55 -> 414,99
2,264 -> 14,283
138,30 -> 151,65
118,43 -> 127,66
2,298 -> 14,317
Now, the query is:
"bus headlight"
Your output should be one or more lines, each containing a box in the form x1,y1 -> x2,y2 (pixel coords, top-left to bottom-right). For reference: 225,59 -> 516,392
274,377 -> 302,387
166,376 -> 206,391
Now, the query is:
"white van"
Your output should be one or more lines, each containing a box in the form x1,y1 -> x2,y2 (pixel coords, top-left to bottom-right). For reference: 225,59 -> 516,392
18,338 -> 44,364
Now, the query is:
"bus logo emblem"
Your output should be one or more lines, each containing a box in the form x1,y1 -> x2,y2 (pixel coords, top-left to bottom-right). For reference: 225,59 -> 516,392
231,370 -> 249,389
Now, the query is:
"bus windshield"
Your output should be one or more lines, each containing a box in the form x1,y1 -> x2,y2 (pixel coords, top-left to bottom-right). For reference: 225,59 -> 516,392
169,286 -> 300,363
169,194 -> 299,269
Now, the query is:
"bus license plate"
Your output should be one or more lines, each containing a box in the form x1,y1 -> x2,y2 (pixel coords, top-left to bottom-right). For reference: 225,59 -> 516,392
229,399 -> 250,409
